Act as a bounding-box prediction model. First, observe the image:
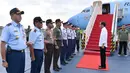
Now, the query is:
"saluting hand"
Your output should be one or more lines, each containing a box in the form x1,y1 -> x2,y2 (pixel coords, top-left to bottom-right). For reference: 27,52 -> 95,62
2,61 -> 8,68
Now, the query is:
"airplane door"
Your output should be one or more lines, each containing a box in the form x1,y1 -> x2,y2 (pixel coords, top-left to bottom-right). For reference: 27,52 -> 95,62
102,4 -> 110,14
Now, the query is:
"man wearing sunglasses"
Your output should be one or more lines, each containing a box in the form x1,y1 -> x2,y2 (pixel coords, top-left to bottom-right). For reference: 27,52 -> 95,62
28,17 -> 45,73
44,19 -> 54,73
53,19 -> 63,71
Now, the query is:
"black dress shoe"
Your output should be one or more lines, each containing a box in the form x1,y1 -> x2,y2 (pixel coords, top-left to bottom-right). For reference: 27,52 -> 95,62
57,67 -> 62,70
98,66 -> 106,69
53,68 -> 60,71
67,58 -> 72,61
61,63 -> 66,66
45,71 -> 51,73
73,53 -> 76,55
64,61 -> 68,64
70,55 -> 74,58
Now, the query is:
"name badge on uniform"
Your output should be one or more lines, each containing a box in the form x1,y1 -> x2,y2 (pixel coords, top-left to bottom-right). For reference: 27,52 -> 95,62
39,34 -> 43,42
15,35 -> 19,40
14,28 -> 18,33
14,30 -> 18,32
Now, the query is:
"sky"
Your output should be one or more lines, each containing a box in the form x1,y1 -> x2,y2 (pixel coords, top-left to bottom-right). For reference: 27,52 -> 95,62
0,0 -> 117,28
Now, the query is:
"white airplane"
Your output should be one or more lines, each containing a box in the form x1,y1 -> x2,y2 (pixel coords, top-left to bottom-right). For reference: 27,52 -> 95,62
68,0 -> 130,31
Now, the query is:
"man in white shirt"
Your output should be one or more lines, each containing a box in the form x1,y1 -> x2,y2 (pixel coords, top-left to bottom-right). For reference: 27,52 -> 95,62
66,23 -> 72,61
60,22 -> 68,65
99,22 -> 108,69
71,26 -> 77,56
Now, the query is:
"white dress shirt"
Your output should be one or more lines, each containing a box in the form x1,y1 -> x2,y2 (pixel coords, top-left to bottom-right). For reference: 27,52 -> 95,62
67,28 -> 72,39
99,27 -> 108,47
74,30 -> 76,38
71,30 -> 75,39
62,27 -> 67,40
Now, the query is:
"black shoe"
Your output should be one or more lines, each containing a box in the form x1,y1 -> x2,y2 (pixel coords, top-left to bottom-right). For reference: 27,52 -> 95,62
73,53 -> 76,55
98,66 -> 106,69
57,67 -> 62,70
53,68 -> 60,71
64,61 -> 68,64
67,58 -> 71,61
45,70 -> 51,73
61,63 -> 66,66
70,56 -> 74,58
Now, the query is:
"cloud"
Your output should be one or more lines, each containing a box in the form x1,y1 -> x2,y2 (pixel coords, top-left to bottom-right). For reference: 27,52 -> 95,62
0,0 -> 117,28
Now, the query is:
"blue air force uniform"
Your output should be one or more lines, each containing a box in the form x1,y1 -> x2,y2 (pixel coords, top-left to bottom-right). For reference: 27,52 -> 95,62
1,21 -> 27,73
66,28 -> 72,60
72,30 -> 76,55
29,27 -> 44,73
71,29 -> 75,56
60,25 -> 68,64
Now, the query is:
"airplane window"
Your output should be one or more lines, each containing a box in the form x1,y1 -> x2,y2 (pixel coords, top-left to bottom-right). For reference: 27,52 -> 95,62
81,9 -> 90,13
82,10 -> 85,13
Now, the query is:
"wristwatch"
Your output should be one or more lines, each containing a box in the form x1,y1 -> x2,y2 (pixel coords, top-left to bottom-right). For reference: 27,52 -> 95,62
2,60 -> 6,63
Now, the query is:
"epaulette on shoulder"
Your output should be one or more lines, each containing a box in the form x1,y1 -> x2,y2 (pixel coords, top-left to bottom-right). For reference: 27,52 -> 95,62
34,29 -> 37,32
6,23 -> 12,26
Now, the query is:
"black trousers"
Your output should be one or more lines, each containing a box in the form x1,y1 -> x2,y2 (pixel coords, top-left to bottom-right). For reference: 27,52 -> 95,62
100,47 -> 106,68
44,44 -> 54,73
118,41 -> 127,55
76,40 -> 80,52
53,40 -> 62,69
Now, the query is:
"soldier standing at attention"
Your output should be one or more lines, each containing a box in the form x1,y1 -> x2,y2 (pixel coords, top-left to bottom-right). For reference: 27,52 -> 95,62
1,8 -> 27,73
72,26 -> 77,56
66,23 -> 72,61
44,19 -> 54,73
70,25 -> 76,58
118,25 -> 129,56
53,19 -> 62,71
28,17 -> 45,73
75,28 -> 81,53
60,22 -> 68,65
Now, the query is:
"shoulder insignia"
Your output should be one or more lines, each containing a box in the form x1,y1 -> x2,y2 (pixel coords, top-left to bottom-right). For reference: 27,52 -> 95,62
6,23 -> 12,26
34,29 -> 37,32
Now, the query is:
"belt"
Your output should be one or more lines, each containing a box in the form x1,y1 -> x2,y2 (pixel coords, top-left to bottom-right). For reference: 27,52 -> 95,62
7,49 -> 25,53
34,49 -> 43,51
56,40 -> 62,41
46,43 -> 54,45
68,39 -> 72,40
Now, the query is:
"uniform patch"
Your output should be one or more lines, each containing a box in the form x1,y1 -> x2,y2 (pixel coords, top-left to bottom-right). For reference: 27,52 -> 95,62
15,35 -> 19,40
14,30 -> 18,32
6,23 -> 12,26
34,29 -> 37,32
